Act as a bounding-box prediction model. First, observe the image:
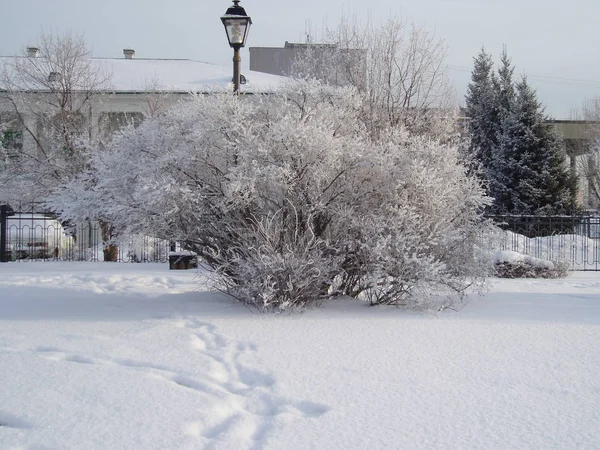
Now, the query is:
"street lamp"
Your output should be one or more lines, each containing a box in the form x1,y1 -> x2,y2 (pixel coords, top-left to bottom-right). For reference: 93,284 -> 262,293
221,0 -> 252,94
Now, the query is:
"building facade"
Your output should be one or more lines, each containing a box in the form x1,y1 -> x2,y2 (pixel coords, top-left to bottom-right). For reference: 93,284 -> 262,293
0,48 -> 285,156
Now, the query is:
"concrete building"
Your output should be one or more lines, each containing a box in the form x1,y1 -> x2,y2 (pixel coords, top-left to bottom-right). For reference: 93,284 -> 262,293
249,41 -> 334,76
250,41 -> 365,86
552,120 -> 600,209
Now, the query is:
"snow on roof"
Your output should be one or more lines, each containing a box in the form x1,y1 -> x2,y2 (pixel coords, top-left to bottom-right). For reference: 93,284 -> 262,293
97,57 -> 285,93
0,56 -> 287,93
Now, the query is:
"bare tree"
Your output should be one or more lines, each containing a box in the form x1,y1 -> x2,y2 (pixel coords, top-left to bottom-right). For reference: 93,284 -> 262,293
0,31 -> 117,259
291,14 -> 455,137
141,76 -> 173,119
0,31 -> 112,204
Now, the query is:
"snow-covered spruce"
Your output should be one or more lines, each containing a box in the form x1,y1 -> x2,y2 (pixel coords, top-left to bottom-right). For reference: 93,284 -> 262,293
465,49 -> 577,215
50,80 -> 492,311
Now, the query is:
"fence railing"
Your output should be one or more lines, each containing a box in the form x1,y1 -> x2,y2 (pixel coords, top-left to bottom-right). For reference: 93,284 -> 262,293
486,215 -> 600,271
3,207 -> 600,270
0,204 -> 170,263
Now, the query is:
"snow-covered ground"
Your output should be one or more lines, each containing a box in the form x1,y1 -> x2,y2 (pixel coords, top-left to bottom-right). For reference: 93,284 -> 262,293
1,262 -> 599,450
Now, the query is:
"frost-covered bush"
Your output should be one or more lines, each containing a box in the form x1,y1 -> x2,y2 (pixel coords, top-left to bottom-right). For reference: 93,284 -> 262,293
51,80 -> 492,311
493,251 -> 569,279
215,213 -> 338,311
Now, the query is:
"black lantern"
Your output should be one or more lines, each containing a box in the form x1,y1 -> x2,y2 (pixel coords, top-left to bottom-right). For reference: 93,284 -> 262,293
221,0 -> 252,94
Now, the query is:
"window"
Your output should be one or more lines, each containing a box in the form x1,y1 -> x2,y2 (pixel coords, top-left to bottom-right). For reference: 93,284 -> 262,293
99,112 -> 145,137
0,114 -> 23,165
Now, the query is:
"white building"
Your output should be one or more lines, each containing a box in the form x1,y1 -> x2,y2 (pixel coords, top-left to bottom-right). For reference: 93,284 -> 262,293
0,49 -> 287,260
0,48 -> 286,151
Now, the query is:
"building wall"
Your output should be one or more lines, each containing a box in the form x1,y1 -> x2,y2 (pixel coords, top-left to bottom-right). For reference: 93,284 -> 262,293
551,120 -> 600,210
249,47 -> 292,76
0,91 -> 191,152
249,42 -> 366,87
249,42 -> 334,76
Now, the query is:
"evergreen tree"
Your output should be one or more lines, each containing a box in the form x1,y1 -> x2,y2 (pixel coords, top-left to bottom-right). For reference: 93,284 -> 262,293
494,77 -> 577,214
489,49 -> 517,212
465,47 -> 578,215
465,48 -> 497,171
493,48 -> 516,118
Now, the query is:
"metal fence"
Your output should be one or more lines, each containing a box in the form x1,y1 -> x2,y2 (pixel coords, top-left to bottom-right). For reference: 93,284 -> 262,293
487,215 -> 600,271
3,206 -> 600,270
0,204 -> 170,263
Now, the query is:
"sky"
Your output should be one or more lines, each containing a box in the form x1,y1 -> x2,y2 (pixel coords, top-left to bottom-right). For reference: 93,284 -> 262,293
1,0 -> 599,118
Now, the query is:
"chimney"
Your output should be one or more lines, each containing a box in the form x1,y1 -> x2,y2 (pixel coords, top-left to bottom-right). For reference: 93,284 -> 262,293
123,48 -> 135,59
27,47 -> 39,58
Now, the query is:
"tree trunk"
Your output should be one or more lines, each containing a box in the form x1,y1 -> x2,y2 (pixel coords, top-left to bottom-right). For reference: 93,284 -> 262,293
99,220 -> 118,262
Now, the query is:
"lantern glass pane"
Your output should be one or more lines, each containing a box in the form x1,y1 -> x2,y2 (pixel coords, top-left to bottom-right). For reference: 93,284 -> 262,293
223,18 -> 249,46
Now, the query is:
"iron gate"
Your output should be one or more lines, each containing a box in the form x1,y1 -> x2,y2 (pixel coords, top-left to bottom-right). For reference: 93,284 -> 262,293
0,203 -> 170,263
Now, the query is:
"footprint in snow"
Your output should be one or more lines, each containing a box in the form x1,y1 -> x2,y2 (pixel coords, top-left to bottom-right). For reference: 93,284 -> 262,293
178,317 -> 330,449
0,410 -> 33,429
26,319 -> 330,450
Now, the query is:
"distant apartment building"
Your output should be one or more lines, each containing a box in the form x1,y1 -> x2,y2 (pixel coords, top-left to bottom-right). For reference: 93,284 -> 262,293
249,41 -> 365,86
551,120 -> 600,209
249,41 -> 328,76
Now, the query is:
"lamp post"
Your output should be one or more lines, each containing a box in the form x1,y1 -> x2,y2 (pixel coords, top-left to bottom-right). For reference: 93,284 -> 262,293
0,203 -> 14,263
221,0 -> 252,95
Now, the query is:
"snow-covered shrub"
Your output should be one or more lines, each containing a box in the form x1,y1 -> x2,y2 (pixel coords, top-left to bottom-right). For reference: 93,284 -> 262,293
493,251 -> 569,279
332,129 -> 493,307
51,80 -> 492,311
216,213 -> 338,312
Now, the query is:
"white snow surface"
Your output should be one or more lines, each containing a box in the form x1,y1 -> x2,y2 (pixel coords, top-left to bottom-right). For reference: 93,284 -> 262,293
1,262 -> 599,449
0,57 -> 286,93
493,250 -> 555,270
103,58 -> 286,92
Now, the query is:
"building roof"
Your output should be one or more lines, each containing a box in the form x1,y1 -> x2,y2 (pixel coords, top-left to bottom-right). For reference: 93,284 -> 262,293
0,56 -> 286,93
